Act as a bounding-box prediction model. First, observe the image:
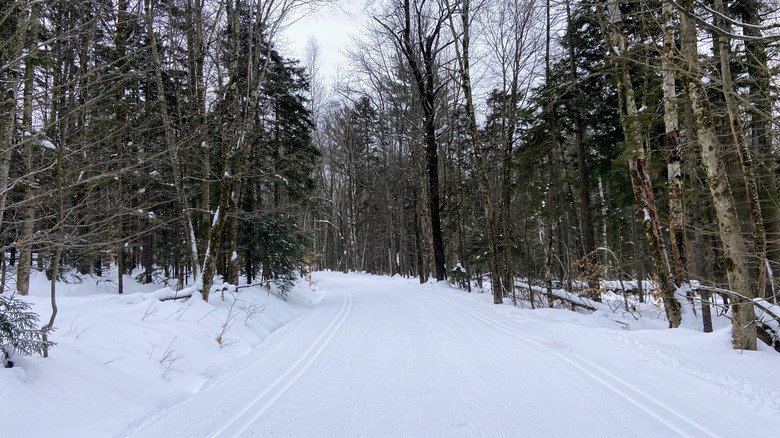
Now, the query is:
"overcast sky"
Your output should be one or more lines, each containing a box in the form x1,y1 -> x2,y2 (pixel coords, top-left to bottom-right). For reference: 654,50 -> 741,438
279,1 -> 371,83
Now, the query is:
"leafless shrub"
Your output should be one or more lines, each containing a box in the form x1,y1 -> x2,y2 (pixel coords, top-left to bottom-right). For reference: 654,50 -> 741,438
239,302 -> 267,325
68,314 -> 90,339
159,337 -> 183,380
141,301 -> 158,321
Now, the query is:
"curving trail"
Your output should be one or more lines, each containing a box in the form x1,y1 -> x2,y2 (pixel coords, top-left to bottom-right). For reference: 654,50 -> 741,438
125,272 -> 778,437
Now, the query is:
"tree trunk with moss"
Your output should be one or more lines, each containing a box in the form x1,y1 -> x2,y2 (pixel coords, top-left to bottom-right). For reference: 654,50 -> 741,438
602,0 -> 681,327
661,2 -> 687,288
738,0 -> 780,301
679,0 -> 755,349
713,0 -> 766,303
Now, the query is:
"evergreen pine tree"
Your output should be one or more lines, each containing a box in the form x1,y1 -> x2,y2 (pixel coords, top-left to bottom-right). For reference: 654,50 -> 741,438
0,294 -> 54,368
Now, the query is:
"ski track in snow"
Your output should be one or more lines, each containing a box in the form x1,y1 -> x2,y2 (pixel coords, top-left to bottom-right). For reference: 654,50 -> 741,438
430,294 -> 719,438
211,288 -> 353,437
117,272 -> 778,437
123,289 -> 353,438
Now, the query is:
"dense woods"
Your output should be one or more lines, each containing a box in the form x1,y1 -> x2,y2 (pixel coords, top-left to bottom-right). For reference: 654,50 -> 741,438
2,0 -> 780,353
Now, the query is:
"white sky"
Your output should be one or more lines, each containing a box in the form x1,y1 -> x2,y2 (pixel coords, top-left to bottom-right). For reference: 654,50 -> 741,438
279,1 -> 371,83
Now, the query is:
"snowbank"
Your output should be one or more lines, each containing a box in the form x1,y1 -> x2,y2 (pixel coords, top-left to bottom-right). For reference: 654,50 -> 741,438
0,267 -> 319,438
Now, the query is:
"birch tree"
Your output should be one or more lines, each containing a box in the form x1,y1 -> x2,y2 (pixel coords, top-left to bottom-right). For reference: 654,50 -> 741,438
600,0 -> 681,327
677,0 -> 756,349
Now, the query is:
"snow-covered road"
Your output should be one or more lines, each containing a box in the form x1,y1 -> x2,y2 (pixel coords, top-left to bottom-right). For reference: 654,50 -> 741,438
124,272 -> 779,437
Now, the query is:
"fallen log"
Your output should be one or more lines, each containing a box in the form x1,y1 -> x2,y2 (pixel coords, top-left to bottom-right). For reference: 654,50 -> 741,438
547,292 -> 597,312
158,282 -> 268,302
514,285 -> 597,312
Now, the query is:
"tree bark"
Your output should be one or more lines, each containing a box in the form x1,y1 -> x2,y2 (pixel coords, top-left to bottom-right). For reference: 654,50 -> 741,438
545,0 -> 561,305
739,0 -> 780,301
565,0 -> 596,261
393,0 -> 447,282
145,0 -> 200,291
114,0 -> 129,294
16,5 -> 39,296
414,188 -> 426,284
226,177 -> 244,285
712,0 -> 766,303
602,0 -> 681,327
43,106 -> 66,359
661,2 -> 688,288
0,2 -> 26,256
679,0 -> 755,349
186,0 -> 211,263
449,0 -> 502,303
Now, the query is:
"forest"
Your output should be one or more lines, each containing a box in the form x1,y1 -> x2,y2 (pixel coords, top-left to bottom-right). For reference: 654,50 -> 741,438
1,0 -> 780,360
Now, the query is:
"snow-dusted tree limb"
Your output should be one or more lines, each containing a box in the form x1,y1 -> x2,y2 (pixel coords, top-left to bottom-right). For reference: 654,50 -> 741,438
668,0 -> 780,42
691,0 -> 780,32
695,285 -> 780,352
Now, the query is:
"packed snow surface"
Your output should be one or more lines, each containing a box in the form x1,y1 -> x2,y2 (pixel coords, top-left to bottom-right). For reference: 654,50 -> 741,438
3,271 -> 780,437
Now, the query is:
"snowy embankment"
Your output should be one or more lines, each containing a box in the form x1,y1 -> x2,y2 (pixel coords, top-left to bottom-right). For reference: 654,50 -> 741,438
0,268 -> 319,437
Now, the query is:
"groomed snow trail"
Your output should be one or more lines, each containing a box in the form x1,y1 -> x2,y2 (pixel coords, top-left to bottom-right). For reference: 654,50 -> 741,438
124,272 -> 778,437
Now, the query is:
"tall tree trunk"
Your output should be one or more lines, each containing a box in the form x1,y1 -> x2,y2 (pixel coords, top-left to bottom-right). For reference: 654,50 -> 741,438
145,0 -> 200,290
739,0 -> 780,301
202,198 -> 229,297
144,233 -> 154,284
202,0 -> 262,295
0,80 -> 14,230
115,0 -> 129,294
545,0 -> 561,305
414,189 -> 426,284
392,0 -> 447,282
0,89 -> 13,232
450,0 -> 501,303
187,0 -> 211,263
545,146 -> 557,307
43,113 -> 66,359
661,2 -> 687,288
226,176 -> 244,285
602,0 -> 681,326
682,86 -> 714,331
0,2 -> 26,260
16,5 -> 39,296
679,0 -> 755,349
425,109 -> 446,282
713,0 -> 766,301
565,0 -> 595,261
497,0 -> 528,302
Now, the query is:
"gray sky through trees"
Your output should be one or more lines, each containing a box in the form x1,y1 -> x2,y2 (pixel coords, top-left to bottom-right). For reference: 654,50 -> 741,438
282,0 -> 370,82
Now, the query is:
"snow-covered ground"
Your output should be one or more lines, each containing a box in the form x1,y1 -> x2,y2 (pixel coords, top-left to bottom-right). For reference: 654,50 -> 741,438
2,270 -> 779,437
1,268 -> 319,437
